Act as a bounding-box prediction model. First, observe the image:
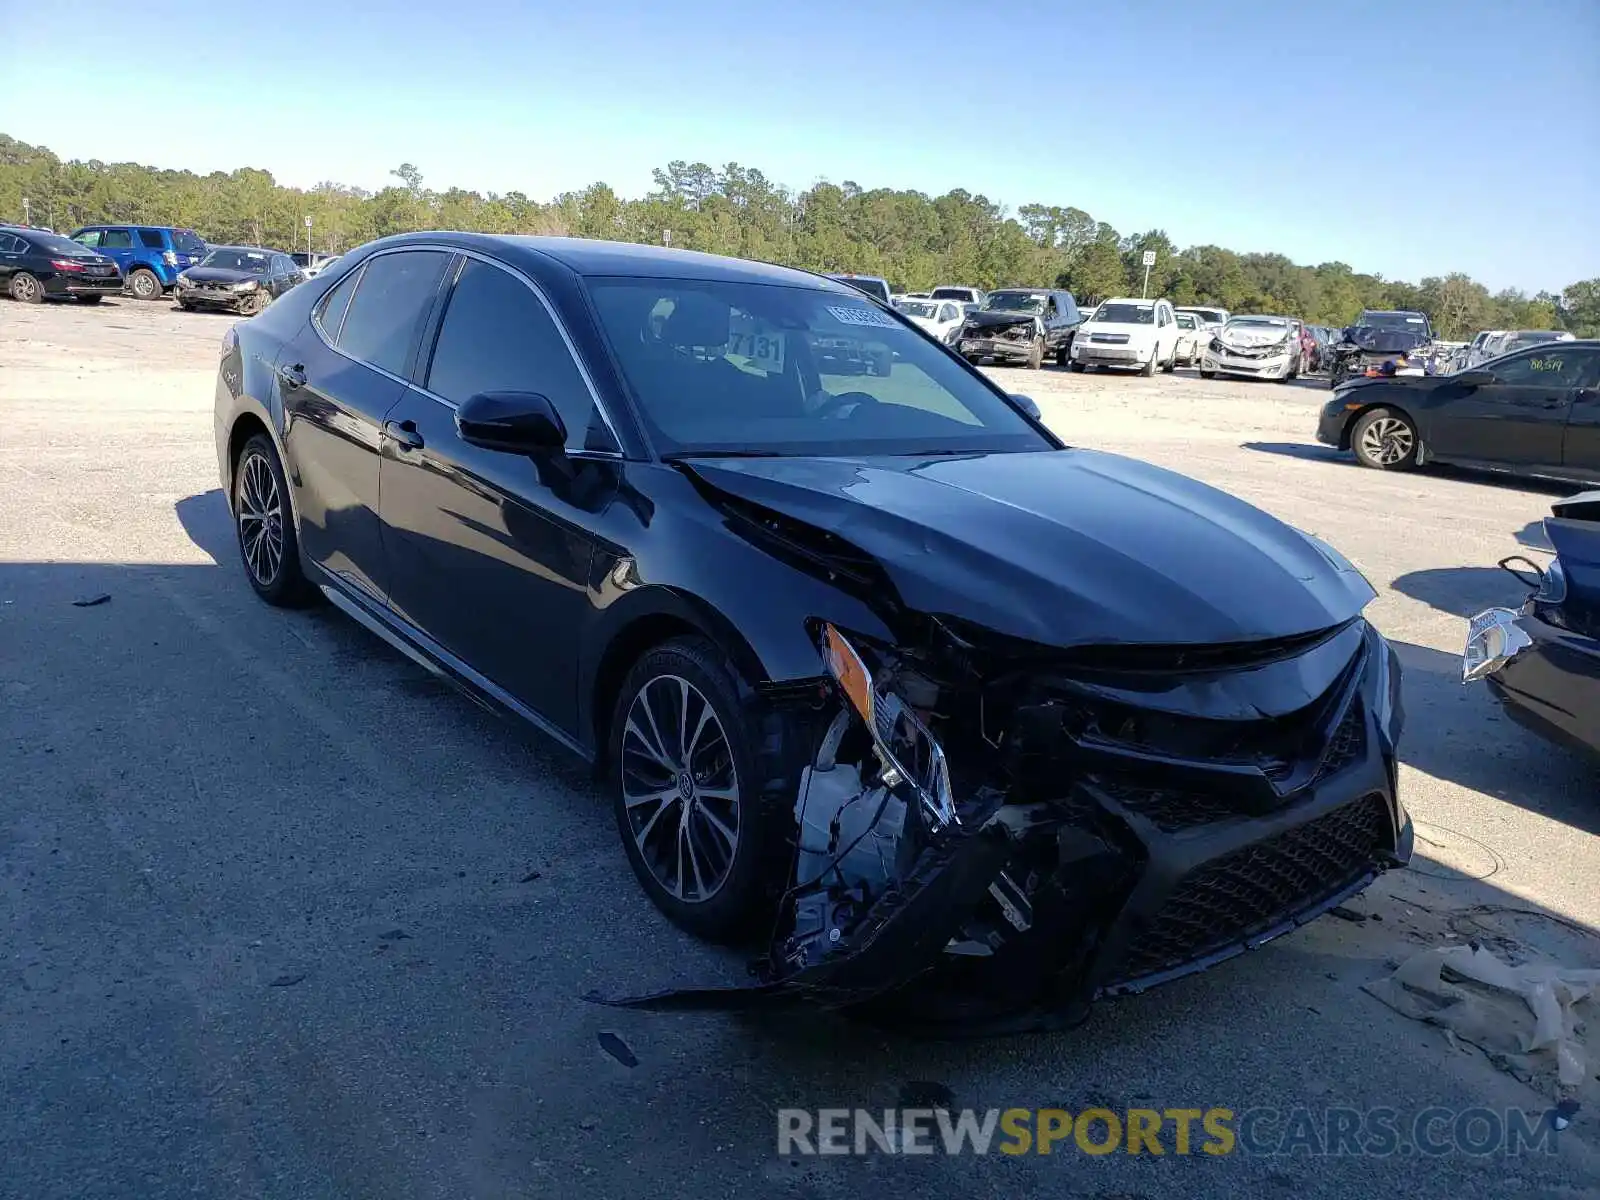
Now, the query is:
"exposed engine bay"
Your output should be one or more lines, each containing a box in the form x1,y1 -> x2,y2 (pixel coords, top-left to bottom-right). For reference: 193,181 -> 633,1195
601,600 -> 1412,1032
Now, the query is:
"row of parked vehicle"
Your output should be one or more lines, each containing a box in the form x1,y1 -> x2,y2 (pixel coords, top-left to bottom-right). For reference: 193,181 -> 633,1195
0,220 -> 339,314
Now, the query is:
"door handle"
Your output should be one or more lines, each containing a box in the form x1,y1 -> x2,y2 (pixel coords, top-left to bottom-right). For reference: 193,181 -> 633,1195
384,419 -> 424,450
278,362 -> 306,390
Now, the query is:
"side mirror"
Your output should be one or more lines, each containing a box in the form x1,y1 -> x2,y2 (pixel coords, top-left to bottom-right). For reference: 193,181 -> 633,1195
456,391 -> 567,454
1009,393 -> 1042,420
1455,369 -> 1494,387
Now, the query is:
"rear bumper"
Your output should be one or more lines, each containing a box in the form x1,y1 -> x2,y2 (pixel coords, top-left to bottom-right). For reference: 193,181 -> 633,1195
45,275 -> 124,296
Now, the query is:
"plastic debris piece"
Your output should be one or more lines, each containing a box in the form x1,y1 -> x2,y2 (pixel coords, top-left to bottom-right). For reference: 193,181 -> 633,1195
597,1031 -> 638,1068
72,594 -> 111,607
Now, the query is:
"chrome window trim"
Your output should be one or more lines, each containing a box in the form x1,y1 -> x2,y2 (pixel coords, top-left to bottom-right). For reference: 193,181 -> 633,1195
309,242 -> 627,456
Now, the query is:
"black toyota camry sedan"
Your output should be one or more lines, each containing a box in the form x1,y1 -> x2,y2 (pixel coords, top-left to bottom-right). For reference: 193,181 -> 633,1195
1317,340 -> 1600,482
215,233 -> 1411,1026
177,246 -> 304,314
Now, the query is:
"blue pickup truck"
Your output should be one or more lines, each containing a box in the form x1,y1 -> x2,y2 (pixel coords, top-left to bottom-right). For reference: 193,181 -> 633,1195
68,225 -> 208,300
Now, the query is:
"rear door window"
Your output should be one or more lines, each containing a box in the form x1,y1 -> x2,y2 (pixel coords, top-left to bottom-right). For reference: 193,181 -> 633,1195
336,250 -> 451,377
100,229 -> 134,249
74,230 -> 102,248
137,229 -> 165,249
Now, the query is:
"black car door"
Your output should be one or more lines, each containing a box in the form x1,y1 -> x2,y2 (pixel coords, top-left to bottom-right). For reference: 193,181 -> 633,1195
1421,348 -> 1577,471
278,248 -> 452,603
1560,348 -> 1600,480
378,253 -> 620,734
0,233 -> 21,283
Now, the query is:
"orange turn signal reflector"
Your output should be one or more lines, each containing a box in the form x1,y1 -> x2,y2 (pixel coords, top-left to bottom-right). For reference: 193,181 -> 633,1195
822,624 -> 874,724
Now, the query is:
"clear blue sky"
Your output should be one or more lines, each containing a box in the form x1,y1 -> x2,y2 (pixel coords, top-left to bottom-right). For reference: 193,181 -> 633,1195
3,0 -> 1596,292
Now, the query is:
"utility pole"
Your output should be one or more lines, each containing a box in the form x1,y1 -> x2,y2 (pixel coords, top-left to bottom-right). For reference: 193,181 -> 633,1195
304,215 -> 313,257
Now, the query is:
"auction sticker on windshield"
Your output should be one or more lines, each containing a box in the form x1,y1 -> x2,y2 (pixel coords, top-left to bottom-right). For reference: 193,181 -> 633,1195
828,305 -> 900,330
728,314 -> 786,373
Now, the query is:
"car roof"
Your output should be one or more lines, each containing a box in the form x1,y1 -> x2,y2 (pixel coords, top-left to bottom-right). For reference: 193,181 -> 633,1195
364,232 -> 864,293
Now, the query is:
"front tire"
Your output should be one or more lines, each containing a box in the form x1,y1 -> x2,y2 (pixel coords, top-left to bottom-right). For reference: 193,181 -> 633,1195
233,433 -> 314,605
1026,337 -> 1045,370
1200,368 -> 1216,379
128,268 -> 162,301
610,637 -> 774,943
1069,361 -> 1087,372
1141,349 -> 1159,377
9,272 -> 44,304
1350,407 -> 1419,471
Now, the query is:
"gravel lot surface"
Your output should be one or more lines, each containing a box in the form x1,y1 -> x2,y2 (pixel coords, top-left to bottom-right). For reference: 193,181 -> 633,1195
3,297 -> 1597,1199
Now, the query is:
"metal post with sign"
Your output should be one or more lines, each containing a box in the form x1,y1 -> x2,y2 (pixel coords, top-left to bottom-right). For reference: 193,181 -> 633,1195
1141,249 -> 1157,299
21,197 -> 30,227
304,214 -> 313,257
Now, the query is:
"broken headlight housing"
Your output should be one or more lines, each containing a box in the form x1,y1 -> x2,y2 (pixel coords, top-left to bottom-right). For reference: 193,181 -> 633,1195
819,624 -> 958,827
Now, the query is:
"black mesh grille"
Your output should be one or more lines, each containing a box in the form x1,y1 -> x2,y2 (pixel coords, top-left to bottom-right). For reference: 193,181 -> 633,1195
1091,780 -> 1242,832
1315,700 -> 1365,782
1113,792 -> 1391,983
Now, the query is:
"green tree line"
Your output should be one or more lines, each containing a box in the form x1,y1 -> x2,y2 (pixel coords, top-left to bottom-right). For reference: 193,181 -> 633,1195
4,133 -> 1596,339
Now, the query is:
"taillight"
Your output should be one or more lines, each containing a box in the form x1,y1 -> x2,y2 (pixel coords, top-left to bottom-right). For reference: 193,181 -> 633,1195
163,250 -> 178,267
50,259 -> 86,272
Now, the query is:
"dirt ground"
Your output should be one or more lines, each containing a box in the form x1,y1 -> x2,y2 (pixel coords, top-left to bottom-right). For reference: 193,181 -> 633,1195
3,296 -> 1598,1199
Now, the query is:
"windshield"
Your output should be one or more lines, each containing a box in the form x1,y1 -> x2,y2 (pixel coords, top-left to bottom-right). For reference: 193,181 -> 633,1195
930,288 -> 970,300
201,248 -> 271,273
1092,302 -> 1154,325
898,300 -> 939,318
172,229 -> 206,256
985,292 -> 1046,313
1358,311 -> 1428,331
587,278 -> 1052,458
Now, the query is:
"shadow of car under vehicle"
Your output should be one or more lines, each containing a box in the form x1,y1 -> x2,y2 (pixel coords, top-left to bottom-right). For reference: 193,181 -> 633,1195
1390,565 -> 1528,620
1241,441 -> 1348,465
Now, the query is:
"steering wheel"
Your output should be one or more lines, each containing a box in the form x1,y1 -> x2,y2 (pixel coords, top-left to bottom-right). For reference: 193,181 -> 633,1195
812,390 -> 880,421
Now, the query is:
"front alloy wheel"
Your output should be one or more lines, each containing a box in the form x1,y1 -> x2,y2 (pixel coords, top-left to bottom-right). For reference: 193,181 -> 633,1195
1351,407 -> 1419,470
611,637 -> 771,941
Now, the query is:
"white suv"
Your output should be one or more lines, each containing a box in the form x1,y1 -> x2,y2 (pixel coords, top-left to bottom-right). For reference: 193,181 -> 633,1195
1070,297 -> 1179,375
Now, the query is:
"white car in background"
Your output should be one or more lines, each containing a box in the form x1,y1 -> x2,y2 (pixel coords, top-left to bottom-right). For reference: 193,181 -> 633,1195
1173,310 -> 1206,366
896,297 -> 967,344
1069,297 -> 1179,376
930,285 -> 987,307
302,254 -> 341,279
1176,305 -> 1229,338
1201,314 -> 1300,381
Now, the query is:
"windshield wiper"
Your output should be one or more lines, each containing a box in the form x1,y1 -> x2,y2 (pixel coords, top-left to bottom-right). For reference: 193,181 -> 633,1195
662,449 -> 784,461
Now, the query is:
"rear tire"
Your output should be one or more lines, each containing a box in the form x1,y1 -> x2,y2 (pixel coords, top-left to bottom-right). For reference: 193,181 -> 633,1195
128,268 -> 162,301
610,636 -> 777,943
233,433 -> 315,606
1069,361 -> 1087,372
1350,407 -> 1419,471
1056,342 -> 1072,367
9,272 -> 44,304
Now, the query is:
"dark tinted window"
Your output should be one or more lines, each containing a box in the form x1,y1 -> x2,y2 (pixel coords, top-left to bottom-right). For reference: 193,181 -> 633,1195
337,250 -> 449,376
1492,348 -> 1593,388
73,230 -> 102,247
172,230 -> 206,255
138,229 -> 165,248
426,258 -> 603,450
316,268 -> 360,344
0,234 -> 21,253
100,229 -> 134,249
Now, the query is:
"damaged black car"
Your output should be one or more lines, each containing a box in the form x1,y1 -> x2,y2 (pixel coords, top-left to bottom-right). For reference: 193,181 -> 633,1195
1327,309 -> 1437,387
214,234 -> 1412,1029
1465,492 -> 1600,760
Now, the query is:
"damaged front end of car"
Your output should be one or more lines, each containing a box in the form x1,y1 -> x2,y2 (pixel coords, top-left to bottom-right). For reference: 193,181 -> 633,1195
601,601 -> 1413,1033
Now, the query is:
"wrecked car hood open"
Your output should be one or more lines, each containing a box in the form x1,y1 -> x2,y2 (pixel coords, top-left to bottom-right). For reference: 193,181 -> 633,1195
681,449 -> 1375,651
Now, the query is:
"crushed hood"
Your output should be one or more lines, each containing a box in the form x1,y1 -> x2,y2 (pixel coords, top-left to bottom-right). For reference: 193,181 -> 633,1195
965,309 -> 1040,330
1338,326 -> 1430,355
683,449 -> 1375,648
1222,324 -> 1293,349
183,266 -> 262,285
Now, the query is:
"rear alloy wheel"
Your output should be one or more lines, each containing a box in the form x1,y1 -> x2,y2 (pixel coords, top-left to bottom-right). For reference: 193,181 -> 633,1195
234,433 -> 314,605
9,272 -> 43,304
1350,407 -> 1419,471
611,637 -> 770,942
128,268 -> 162,301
